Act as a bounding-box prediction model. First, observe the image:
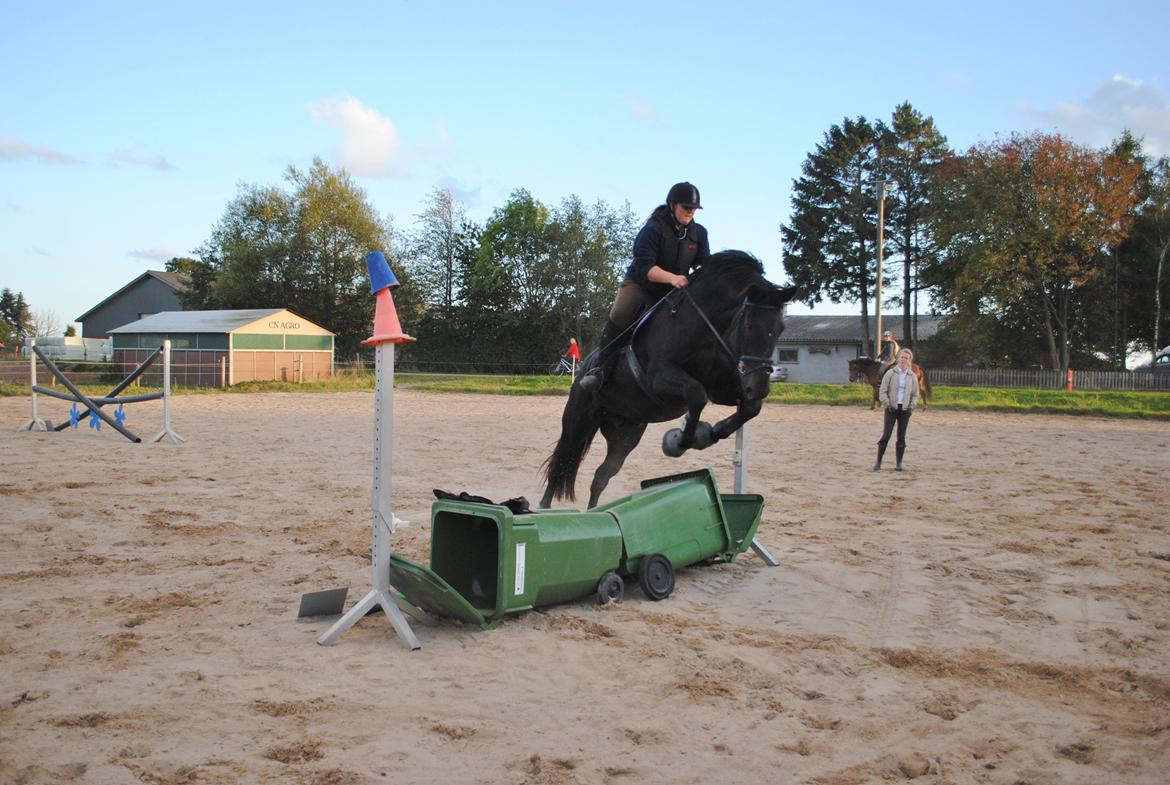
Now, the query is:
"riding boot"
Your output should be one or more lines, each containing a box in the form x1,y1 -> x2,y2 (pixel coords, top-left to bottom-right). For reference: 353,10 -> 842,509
578,320 -> 622,392
874,443 -> 887,471
895,444 -> 905,472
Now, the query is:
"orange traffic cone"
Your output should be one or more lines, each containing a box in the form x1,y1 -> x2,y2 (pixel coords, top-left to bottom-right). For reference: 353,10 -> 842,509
364,287 -> 414,345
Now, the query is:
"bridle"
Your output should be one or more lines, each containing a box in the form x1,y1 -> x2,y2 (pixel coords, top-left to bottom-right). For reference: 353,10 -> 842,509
683,289 -> 780,385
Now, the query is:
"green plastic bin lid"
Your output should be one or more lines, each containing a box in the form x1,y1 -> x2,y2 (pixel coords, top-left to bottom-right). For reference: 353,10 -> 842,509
388,554 -> 489,628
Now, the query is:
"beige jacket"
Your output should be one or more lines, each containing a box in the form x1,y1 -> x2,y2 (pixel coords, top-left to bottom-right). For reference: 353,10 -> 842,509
879,366 -> 920,410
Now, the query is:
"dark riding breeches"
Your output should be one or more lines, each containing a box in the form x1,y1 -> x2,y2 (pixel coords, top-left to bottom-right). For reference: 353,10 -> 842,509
878,406 -> 912,450
608,282 -> 653,330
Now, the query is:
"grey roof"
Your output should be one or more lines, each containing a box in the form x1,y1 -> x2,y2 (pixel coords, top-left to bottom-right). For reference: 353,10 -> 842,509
109,309 -> 290,334
779,314 -> 944,344
76,270 -> 188,321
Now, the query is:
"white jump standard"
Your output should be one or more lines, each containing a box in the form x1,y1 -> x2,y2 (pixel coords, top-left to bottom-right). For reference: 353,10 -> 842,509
318,251 -> 420,651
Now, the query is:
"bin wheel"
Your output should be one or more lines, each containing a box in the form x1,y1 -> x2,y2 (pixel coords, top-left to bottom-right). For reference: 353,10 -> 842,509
638,554 -> 675,601
597,572 -> 625,605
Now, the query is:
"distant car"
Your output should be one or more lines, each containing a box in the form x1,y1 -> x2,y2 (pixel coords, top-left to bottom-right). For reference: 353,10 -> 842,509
1154,347 -> 1170,375
769,367 -> 789,382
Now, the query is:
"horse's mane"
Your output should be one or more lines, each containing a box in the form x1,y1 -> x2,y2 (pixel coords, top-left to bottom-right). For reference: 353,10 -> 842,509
690,250 -> 767,294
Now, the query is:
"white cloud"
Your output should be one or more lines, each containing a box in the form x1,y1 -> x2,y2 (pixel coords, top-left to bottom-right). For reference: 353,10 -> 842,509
624,94 -> 658,122
1021,74 -> 1170,156
0,137 -> 82,165
309,97 -> 403,177
109,149 -> 176,171
128,246 -> 175,262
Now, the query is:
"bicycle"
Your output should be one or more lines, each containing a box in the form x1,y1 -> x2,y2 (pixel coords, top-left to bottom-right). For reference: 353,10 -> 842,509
549,356 -> 574,376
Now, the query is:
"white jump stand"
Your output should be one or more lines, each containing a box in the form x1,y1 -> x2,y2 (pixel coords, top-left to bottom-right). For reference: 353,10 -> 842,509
18,340 -> 48,432
734,427 -> 779,567
149,340 -> 185,444
318,252 -> 420,650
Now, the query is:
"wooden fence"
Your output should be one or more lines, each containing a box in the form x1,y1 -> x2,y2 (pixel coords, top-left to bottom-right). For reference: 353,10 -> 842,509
928,367 -> 1170,391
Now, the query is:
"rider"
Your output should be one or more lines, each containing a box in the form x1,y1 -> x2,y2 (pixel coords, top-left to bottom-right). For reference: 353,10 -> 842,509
877,330 -> 901,377
578,182 -> 711,392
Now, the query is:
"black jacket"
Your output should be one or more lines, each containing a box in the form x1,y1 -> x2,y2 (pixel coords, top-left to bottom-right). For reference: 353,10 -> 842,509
623,206 -> 711,297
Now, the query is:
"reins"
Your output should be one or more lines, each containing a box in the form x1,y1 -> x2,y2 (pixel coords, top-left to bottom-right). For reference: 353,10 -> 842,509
681,288 -> 778,380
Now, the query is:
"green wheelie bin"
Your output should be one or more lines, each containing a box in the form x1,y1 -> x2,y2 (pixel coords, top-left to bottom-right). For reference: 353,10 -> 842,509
388,469 -> 764,628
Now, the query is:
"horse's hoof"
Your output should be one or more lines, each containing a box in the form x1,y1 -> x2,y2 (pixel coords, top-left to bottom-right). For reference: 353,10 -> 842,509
662,428 -> 686,457
692,422 -> 714,450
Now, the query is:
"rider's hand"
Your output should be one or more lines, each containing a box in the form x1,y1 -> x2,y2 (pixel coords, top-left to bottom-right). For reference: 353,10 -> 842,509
672,274 -> 689,289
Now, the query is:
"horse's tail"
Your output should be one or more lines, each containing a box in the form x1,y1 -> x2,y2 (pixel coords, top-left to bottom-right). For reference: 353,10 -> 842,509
921,368 -> 933,405
541,385 -> 603,504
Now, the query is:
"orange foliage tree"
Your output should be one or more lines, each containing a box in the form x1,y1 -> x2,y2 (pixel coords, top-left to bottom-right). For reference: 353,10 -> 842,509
934,132 -> 1141,370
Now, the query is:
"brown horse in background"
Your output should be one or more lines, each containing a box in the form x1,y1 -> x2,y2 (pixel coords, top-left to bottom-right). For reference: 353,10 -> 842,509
848,357 -> 931,410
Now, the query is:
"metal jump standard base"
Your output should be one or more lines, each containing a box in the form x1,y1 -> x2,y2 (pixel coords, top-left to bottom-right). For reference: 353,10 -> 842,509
318,340 -> 420,650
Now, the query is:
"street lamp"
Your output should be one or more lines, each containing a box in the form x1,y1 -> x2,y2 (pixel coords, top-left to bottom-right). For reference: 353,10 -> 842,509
874,180 -> 891,358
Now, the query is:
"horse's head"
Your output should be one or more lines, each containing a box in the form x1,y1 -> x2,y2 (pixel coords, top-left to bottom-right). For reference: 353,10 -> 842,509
848,357 -> 876,384
730,283 -> 797,401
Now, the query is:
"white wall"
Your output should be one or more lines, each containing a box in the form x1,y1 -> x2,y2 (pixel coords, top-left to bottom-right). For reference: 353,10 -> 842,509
773,344 -> 859,383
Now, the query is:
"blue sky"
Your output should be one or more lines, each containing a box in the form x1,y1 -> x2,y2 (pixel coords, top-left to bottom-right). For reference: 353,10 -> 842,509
3,1 -> 1168,331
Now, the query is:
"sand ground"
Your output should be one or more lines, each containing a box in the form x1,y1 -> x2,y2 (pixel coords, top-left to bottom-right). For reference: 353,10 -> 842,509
1,390 -> 1168,785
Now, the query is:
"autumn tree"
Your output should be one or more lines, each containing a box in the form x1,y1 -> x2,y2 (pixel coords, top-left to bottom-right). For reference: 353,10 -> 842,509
931,133 -> 1141,370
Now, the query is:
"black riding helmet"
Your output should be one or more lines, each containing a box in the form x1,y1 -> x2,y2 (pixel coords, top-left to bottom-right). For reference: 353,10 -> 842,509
666,181 -> 702,209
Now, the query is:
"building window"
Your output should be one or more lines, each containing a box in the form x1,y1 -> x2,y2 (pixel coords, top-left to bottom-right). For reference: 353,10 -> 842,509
776,349 -> 799,363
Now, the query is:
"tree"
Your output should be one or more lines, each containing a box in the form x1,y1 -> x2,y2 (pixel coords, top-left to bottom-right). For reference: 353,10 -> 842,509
879,103 -> 951,347
782,116 -> 884,350
408,187 -> 471,313
544,195 -> 635,347
189,158 -> 394,356
27,309 -> 62,339
1115,148 -> 1170,357
64,324 -> 77,337
0,288 -> 32,346
931,132 -> 1141,370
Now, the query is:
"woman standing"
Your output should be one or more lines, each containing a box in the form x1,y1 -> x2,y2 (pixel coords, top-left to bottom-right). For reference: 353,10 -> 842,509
874,348 -> 920,472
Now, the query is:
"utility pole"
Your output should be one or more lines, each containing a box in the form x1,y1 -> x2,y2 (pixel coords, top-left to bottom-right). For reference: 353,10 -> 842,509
874,180 -> 890,357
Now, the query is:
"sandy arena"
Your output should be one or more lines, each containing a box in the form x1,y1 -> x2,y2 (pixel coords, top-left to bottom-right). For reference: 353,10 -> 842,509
1,390 -> 1168,785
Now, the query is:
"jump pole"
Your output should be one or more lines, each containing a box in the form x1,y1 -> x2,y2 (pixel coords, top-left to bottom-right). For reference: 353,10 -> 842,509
319,252 -> 420,650
733,426 -> 780,567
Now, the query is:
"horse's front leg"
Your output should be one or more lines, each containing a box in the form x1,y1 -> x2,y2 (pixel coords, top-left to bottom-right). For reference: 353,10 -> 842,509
710,397 -> 763,442
653,365 -> 709,456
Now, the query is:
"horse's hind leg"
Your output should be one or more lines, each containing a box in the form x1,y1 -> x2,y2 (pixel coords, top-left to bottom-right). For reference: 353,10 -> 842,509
588,419 -> 648,508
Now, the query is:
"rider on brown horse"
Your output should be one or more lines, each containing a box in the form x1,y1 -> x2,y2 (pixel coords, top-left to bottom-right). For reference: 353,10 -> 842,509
877,330 -> 900,378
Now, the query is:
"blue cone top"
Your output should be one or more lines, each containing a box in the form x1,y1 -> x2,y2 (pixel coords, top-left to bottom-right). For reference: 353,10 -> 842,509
366,251 -> 400,293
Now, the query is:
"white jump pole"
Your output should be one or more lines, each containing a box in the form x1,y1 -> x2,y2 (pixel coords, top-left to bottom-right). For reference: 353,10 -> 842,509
319,252 -> 420,650
19,339 -> 49,432
733,426 -> 780,567
150,340 -> 186,444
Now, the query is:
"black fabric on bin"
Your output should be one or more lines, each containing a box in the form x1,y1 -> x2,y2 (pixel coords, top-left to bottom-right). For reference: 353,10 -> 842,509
432,490 -> 532,515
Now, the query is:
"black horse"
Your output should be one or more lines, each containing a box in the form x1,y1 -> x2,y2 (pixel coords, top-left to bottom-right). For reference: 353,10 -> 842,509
540,251 -> 796,509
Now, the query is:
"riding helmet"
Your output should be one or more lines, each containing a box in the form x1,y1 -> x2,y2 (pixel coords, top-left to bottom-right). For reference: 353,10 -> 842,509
666,182 -> 702,209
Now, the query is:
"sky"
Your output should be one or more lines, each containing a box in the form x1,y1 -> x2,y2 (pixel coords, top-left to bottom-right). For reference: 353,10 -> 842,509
2,0 -> 1169,333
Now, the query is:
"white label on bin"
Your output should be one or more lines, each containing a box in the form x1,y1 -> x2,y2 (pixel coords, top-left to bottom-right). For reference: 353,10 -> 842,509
514,543 -> 526,595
